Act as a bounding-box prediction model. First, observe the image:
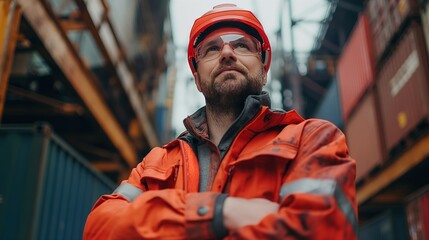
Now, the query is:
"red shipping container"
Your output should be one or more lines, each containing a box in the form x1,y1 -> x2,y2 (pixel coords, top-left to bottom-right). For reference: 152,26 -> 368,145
345,90 -> 384,182
367,0 -> 418,61
337,13 -> 375,122
376,22 -> 429,154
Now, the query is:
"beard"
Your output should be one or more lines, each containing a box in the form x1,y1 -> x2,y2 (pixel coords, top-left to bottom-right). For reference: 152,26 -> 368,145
197,63 -> 265,115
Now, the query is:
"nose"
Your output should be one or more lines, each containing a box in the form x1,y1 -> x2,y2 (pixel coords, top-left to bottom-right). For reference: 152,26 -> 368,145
219,43 -> 237,62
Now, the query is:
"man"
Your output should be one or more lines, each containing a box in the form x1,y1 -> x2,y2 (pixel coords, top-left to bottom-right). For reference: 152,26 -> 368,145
84,4 -> 357,239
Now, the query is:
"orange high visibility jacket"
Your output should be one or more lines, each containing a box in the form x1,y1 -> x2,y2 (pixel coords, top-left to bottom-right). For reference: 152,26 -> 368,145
84,94 -> 357,239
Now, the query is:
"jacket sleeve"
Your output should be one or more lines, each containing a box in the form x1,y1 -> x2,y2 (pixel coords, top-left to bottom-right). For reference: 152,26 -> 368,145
83,148 -> 222,240
227,120 -> 358,240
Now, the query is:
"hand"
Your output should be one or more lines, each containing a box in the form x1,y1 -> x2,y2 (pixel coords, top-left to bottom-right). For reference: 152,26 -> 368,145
223,197 -> 279,230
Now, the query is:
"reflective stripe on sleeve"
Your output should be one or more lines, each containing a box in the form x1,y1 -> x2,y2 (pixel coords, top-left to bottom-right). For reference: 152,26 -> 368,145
279,178 -> 357,234
113,183 -> 143,202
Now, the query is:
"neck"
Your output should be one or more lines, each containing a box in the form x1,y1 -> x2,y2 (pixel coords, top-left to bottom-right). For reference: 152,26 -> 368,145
205,104 -> 241,146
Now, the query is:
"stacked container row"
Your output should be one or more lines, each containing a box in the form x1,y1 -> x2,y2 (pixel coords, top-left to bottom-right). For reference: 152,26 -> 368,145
0,125 -> 114,240
345,90 -> 385,181
335,0 -> 429,238
376,21 -> 429,155
336,12 -> 376,122
336,12 -> 385,182
337,0 -> 429,182
367,0 -> 418,63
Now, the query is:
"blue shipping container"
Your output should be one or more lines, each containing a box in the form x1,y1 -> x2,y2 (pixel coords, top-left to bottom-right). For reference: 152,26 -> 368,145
0,124 -> 114,240
312,77 -> 344,129
359,208 -> 409,240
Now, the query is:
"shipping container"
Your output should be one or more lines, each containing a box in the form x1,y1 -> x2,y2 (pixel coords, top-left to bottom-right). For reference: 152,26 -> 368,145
359,208 -> 409,240
406,185 -> 429,240
312,77 -> 343,129
345,90 -> 385,182
421,0 -> 429,56
367,0 -> 418,62
0,124 -> 114,240
376,22 -> 429,155
337,13 -> 375,122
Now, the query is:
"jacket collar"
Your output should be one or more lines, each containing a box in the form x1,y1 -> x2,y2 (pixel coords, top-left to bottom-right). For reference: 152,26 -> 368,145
182,91 -> 272,142
178,92 -> 304,160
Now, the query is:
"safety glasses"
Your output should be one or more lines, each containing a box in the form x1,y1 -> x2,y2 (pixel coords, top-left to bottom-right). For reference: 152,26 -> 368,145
195,33 -> 262,62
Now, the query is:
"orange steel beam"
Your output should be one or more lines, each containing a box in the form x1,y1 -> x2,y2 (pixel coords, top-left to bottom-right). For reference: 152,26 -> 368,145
74,0 -> 112,65
76,0 -> 160,148
107,1 -> 159,149
16,0 -> 137,167
60,18 -> 86,31
357,135 -> 429,204
0,0 -> 21,123
8,85 -> 85,115
92,162 -> 124,172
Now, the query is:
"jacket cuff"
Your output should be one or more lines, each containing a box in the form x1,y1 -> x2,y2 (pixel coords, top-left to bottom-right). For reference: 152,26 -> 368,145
185,192 -> 219,239
213,194 -> 229,239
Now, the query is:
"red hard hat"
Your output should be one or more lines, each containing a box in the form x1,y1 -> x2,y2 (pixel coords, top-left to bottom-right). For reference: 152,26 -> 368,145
187,4 -> 271,74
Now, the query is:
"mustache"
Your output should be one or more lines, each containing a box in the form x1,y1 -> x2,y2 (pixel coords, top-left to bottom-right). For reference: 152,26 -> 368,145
213,63 -> 246,77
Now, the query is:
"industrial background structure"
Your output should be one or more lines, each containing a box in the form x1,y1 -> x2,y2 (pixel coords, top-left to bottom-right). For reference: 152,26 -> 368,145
1,0 -> 429,239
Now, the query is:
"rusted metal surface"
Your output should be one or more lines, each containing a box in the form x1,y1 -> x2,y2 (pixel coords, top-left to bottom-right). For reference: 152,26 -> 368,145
76,0 -> 160,148
92,161 -> 124,172
8,85 -> 85,115
376,22 -> 429,154
0,0 -> 21,123
60,18 -> 86,31
115,60 -> 160,147
16,0 -> 137,167
337,13 -> 375,122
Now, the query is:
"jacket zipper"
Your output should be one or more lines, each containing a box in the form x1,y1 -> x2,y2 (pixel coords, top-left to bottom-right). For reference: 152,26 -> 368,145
173,161 -> 180,182
223,165 -> 235,193
228,165 -> 235,176
179,141 -> 189,191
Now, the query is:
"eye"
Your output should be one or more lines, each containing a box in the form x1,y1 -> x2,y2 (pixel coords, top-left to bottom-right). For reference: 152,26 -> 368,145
205,45 -> 221,53
234,42 -> 250,49
232,39 -> 257,52
198,43 -> 221,58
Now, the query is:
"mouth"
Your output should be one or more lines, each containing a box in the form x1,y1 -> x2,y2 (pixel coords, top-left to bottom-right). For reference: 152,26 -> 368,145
216,67 -> 242,76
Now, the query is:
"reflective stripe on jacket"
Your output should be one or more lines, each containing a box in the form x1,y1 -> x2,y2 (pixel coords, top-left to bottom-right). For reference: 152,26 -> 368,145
83,102 -> 357,239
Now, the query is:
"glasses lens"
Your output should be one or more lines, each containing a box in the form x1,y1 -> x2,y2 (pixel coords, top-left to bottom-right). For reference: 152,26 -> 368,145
196,34 -> 261,62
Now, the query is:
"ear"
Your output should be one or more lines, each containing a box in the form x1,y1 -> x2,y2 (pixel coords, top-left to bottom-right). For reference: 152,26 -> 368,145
194,72 -> 202,92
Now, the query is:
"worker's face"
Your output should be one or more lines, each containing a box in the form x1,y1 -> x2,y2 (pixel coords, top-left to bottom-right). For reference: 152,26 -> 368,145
193,28 -> 267,107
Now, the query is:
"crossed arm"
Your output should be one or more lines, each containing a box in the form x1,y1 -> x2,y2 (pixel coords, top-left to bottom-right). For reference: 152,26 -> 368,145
83,121 -> 357,239
223,197 -> 279,229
